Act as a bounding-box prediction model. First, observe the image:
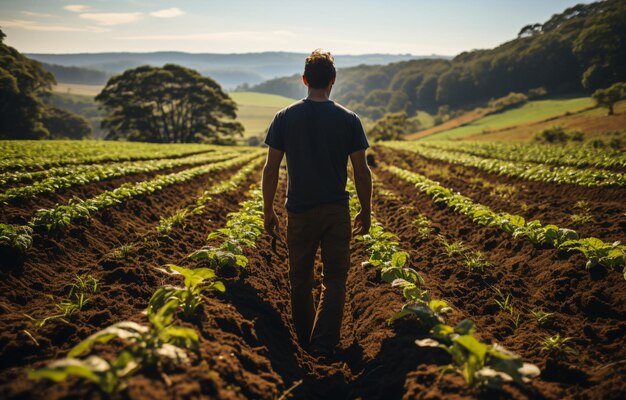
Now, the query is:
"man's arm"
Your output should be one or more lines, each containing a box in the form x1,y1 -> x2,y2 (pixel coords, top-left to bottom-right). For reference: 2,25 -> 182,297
262,147 -> 285,234
349,149 -> 372,235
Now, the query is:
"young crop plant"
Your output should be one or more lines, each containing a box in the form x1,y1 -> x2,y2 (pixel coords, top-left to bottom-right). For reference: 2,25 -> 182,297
438,236 -> 468,258
110,243 -> 138,260
489,184 -> 516,201
570,200 -> 594,226
26,274 -> 99,327
561,238 -> 626,275
493,288 -> 514,315
190,188 -> 264,271
156,208 -> 190,235
151,264 -> 225,320
539,334 -> 575,358
415,319 -> 540,389
463,251 -> 491,274
529,309 -> 553,326
412,214 -> 432,239
0,223 -> 33,258
29,298 -> 199,396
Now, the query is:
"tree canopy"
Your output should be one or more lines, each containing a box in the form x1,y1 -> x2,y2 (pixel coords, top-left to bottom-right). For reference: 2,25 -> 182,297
0,27 -> 55,139
96,64 -> 243,143
592,82 -> 626,116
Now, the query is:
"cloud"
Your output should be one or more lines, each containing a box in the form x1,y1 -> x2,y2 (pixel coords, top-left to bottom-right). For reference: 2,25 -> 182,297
64,5 -> 90,13
79,12 -> 143,26
21,11 -> 53,18
0,19 -> 108,32
149,8 -> 185,18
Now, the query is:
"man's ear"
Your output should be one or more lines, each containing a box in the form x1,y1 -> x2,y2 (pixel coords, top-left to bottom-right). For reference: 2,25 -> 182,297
302,75 -> 309,87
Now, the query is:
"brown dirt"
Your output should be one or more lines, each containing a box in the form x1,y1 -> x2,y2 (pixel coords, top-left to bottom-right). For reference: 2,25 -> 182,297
1,149 -> 625,400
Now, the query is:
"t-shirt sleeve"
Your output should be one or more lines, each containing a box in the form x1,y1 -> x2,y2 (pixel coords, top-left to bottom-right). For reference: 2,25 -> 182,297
348,113 -> 370,154
264,112 -> 286,151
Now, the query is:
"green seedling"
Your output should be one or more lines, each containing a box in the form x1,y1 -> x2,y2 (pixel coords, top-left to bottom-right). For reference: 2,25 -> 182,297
464,251 -> 491,273
540,334 -> 575,358
415,319 -> 540,388
156,208 -> 189,235
110,243 -> 137,259
412,214 -> 432,239
27,274 -> 99,327
438,236 -> 468,257
529,309 -> 552,326
151,264 -> 225,320
494,289 -> 514,315
29,299 -> 199,396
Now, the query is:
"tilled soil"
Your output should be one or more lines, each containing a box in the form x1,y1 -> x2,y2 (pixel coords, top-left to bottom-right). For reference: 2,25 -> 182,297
1,148 -> 625,400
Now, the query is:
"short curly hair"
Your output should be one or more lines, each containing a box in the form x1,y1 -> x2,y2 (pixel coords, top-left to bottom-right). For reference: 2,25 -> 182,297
303,49 -> 336,89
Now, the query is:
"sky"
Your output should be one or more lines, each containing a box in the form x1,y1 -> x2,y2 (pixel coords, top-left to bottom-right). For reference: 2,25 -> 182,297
0,0 -> 593,55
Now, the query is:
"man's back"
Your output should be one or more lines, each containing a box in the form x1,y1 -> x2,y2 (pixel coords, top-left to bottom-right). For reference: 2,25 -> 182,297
265,98 -> 368,213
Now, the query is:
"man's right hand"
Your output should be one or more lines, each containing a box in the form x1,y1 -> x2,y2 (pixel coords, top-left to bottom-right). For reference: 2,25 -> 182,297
353,210 -> 371,236
264,208 -> 280,235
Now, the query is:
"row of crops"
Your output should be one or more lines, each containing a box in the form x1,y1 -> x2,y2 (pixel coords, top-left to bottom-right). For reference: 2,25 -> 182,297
382,141 -> 626,187
0,141 -> 240,172
1,146 -> 264,259
348,181 -> 541,388
28,174 -> 267,395
407,141 -> 626,170
382,164 -> 626,278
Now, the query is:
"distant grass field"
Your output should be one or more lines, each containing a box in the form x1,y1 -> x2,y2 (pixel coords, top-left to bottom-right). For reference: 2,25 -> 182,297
229,91 -> 297,139
467,99 -> 626,141
421,97 -> 595,141
53,83 -> 104,97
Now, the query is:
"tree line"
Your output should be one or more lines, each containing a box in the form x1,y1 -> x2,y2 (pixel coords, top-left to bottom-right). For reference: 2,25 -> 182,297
248,0 -> 626,121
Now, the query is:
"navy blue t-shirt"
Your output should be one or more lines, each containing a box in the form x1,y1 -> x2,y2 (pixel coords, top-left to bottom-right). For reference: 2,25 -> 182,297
264,98 -> 369,213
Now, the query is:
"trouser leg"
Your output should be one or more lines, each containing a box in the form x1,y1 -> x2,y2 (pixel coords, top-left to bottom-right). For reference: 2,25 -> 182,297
287,213 -> 319,346
310,206 -> 351,350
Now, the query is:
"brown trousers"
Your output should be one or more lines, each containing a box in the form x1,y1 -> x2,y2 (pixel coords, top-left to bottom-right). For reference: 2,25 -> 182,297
287,203 -> 351,350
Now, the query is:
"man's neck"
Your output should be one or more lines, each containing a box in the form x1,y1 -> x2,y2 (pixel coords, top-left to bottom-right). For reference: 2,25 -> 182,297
306,88 -> 331,102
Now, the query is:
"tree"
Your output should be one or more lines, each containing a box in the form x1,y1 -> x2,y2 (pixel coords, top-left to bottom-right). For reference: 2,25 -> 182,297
592,82 -> 626,116
0,27 -> 56,139
96,64 -> 243,143
367,112 -> 420,142
42,106 -> 92,139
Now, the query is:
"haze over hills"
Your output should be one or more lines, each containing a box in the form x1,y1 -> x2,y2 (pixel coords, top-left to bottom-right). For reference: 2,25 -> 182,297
27,51 -> 449,89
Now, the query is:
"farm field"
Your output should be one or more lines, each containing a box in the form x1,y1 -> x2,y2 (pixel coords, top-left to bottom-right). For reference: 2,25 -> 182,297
0,140 -> 624,400
420,97 -> 595,141
228,92 -> 297,139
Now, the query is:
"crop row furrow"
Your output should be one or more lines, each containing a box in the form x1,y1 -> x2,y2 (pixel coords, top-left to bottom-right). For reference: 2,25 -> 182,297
0,152 -> 262,256
414,141 -> 626,171
383,164 -> 626,279
347,181 -> 540,389
0,141 -> 244,172
28,182 -> 267,395
382,142 -> 626,187
0,151 -> 241,202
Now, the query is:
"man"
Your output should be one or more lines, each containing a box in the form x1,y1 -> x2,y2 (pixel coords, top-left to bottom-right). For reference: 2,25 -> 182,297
262,49 -> 373,360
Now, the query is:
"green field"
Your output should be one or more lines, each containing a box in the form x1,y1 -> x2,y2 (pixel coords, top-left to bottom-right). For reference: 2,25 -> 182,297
421,96 -> 594,141
229,92 -> 297,139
